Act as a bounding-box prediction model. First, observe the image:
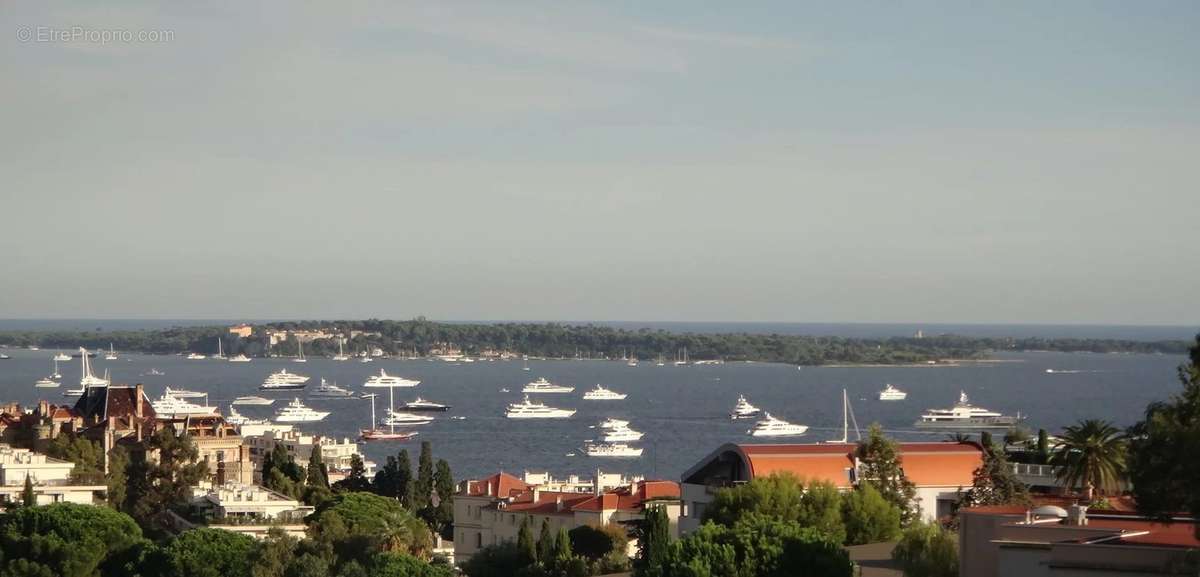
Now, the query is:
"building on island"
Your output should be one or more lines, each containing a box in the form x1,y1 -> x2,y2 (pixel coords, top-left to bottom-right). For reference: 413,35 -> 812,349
454,471 -> 680,562
678,442 -> 984,533
241,425 -> 375,483
0,445 -> 104,505
959,503 -> 1199,576
228,324 -> 254,339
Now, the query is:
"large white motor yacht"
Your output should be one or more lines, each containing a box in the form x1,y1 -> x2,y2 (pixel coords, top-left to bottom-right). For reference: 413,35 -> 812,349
729,395 -> 762,419
402,397 -> 450,412
582,385 -> 627,400
583,442 -> 643,457
879,384 -> 908,401
225,406 -> 268,426
232,395 -> 275,406
602,425 -> 644,443
380,410 -> 434,426
522,377 -> 574,394
274,398 -> 330,423
186,353 -> 207,360
261,369 -> 310,390
915,391 -> 1022,429
164,386 -> 207,399
598,417 -> 630,430
363,369 -> 420,388
505,396 -> 576,419
34,376 -> 60,388
151,394 -> 218,418
52,351 -> 71,362
747,413 -> 809,437
228,354 -> 252,363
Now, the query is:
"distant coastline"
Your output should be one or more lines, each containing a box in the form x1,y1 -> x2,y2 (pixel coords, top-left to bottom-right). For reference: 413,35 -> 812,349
0,319 -> 1191,367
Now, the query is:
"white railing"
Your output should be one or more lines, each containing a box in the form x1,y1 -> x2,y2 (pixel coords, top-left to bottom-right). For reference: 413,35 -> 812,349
1010,463 -> 1057,478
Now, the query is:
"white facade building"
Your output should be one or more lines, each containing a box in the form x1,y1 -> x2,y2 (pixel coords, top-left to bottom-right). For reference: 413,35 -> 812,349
242,425 -> 375,482
0,445 -> 102,505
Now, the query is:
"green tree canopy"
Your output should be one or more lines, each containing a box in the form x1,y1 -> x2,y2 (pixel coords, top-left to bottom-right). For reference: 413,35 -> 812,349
310,492 -> 432,565
160,527 -> 257,577
959,441 -> 1030,509
856,424 -> 918,525
702,473 -> 846,544
891,521 -> 958,577
517,517 -> 537,566
459,543 -> 527,577
841,482 -> 901,545
537,518 -> 555,566
643,514 -> 852,577
1051,419 -> 1127,500
0,502 -> 146,577
124,427 -> 208,524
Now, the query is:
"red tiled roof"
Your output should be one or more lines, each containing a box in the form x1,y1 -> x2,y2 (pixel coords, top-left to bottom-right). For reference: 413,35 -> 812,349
464,475 -> 680,516
732,442 -> 982,488
462,472 -> 531,498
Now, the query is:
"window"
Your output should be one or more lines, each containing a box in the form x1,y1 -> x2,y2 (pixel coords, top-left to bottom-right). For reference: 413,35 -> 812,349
476,532 -> 482,548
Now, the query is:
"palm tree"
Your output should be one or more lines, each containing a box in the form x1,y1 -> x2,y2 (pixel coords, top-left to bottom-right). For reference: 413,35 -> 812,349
1051,419 -> 1127,500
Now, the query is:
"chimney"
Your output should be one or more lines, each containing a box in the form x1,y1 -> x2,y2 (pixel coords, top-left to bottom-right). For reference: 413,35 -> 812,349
135,384 -> 144,418
532,488 -> 540,503
487,481 -> 494,496
1066,504 -> 1088,526
595,468 -> 602,496
556,495 -> 564,512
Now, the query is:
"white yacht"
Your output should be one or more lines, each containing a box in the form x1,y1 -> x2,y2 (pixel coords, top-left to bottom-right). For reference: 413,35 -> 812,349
225,405 -> 268,426
311,378 -> 356,398
78,349 -> 109,389
274,398 -> 330,423
52,351 -> 71,362
915,391 -> 1022,429
729,395 -> 762,419
522,377 -> 574,394
402,397 -> 451,412
583,442 -> 643,457
747,413 -> 809,437
35,376 -> 60,388
331,340 -> 350,362
164,386 -> 207,399
879,384 -> 908,401
186,352 -> 207,360
228,354 -> 251,363
261,369 -> 310,390
63,387 -> 85,398
582,385 -> 627,400
598,417 -> 630,429
232,395 -> 275,406
363,369 -> 420,388
602,425 -> 644,443
505,396 -> 576,419
381,409 -> 434,426
104,343 -> 118,360
151,394 -> 218,418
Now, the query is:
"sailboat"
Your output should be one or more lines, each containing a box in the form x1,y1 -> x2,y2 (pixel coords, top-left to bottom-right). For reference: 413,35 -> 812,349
213,338 -> 226,360
828,389 -> 862,444
104,343 -> 118,360
359,392 -> 419,441
293,340 -> 307,363
674,347 -> 689,366
35,357 -> 60,388
51,357 -> 62,379
52,350 -> 71,362
332,339 -> 350,361
522,357 -> 531,372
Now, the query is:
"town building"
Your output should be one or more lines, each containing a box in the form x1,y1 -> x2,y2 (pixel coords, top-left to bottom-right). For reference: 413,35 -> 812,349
71,384 -> 156,455
959,503 -> 1199,576
520,470 -> 645,493
241,425 -> 375,483
228,324 -> 254,339
0,445 -> 104,505
678,442 -> 984,533
192,482 -> 311,540
454,471 -> 680,562
159,416 -> 254,485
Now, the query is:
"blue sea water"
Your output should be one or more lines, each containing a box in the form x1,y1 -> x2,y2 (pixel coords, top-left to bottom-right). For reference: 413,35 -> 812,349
0,347 -> 1187,481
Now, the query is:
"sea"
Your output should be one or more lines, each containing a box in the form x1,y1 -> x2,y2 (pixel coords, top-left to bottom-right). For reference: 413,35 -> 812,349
0,341 -> 1190,482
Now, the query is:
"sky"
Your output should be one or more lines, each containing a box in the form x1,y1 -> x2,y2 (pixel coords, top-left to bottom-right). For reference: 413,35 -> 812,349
1,1 -> 1198,324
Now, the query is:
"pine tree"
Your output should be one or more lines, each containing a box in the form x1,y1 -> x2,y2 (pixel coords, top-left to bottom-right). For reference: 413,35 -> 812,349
433,459 -> 454,530
517,517 -> 537,566
538,518 -> 555,565
856,424 -> 918,525
553,527 -> 573,562
413,442 -> 434,511
306,445 -> 329,489
105,446 -> 128,510
960,443 -> 1030,508
397,449 -> 413,508
636,504 -> 671,572
374,456 -> 399,499
21,475 -> 35,507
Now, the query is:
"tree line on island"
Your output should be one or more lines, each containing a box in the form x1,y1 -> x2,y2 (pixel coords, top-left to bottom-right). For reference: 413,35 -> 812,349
0,319 -> 1190,366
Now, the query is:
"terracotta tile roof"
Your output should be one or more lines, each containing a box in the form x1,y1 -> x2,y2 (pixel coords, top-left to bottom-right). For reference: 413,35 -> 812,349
573,481 -> 680,512
502,491 -> 595,516
461,472 -> 531,498
686,442 -> 982,489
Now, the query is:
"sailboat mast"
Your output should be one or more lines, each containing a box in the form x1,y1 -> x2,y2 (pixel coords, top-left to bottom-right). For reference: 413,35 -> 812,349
388,385 -> 395,434
842,389 -> 849,443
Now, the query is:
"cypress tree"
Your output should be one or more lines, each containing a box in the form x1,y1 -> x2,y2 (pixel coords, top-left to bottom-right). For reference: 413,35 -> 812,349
374,456 -> 399,499
553,527 -> 573,562
537,518 -> 555,565
306,445 -> 329,489
397,449 -> 413,508
856,424 -> 918,525
414,442 -> 434,511
637,504 -> 670,571
517,517 -> 537,566
21,475 -> 35,507
433,459 -> 454,535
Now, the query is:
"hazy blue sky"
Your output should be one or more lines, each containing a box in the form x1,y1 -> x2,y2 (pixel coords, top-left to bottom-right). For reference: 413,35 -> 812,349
2,2 -> 1197,324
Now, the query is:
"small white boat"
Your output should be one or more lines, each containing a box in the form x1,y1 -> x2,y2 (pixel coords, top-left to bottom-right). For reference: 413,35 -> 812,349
598,417 -> 630,429
311,378 -> 356,398
879,384 -> 907,401
582,384 -> 627,400
602,424 -> 644,442
583,442 -> 643,457
232,395 -> 275,406
104,343 -> 118,361
186,352 -> 207,360
52,351 -> 71,362
35,376 -> 60,388
523,377 -> 574,394
730,395 -> 761,420
748,413 -> 809,437
144,368 -> 165,376
274,398 -> 330,423
228,354 -> 251,363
